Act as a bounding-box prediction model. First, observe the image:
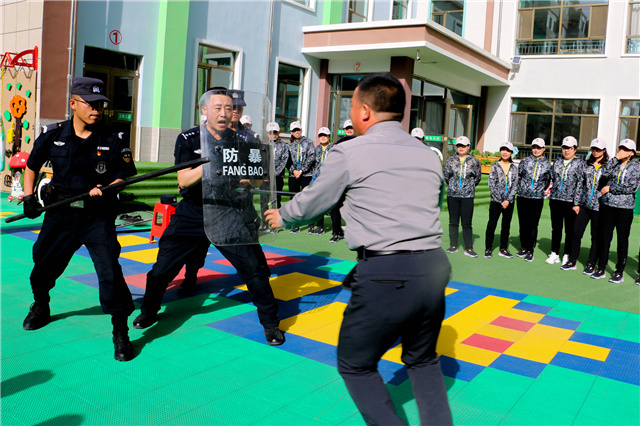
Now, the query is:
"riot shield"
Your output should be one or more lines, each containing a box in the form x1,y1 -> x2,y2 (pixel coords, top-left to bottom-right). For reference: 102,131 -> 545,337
200,89 -> 276,245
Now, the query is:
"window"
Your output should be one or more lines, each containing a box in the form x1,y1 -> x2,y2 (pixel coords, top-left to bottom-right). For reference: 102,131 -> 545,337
286,0 -> 314,8
516,0 -> 608,55
510,98 -> 600,159
349,0 -> 368,23
392,0 -> 408,20
275,63 -> 305,132
432,1 -> 464,36
195,44 -> 235,125
628,1 -> 640,53
619,100 -> 640,142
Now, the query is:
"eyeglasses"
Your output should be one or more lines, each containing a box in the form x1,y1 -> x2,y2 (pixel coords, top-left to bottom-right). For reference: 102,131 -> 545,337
74,98 -> 106,110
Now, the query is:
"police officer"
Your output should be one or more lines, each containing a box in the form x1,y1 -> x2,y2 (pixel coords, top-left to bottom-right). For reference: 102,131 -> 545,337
265,73 -> 452,425
132,88 -> 283,346
21,77 -> 137,361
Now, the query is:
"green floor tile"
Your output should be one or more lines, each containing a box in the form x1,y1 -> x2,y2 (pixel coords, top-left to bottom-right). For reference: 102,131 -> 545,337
70,372 -> 154,409
576,321 -> 623,338
317,260 -> 357,274
547,300 -> 593,322
575,377 -> 640,425
103,389 -> 195,425
3,390 -> 98,425
619,315 -> 640,343
155,369 -> 238,407
521,294 -> 561,308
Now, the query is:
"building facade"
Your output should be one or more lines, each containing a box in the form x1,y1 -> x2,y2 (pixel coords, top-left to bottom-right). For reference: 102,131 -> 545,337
1,0 -> 638,167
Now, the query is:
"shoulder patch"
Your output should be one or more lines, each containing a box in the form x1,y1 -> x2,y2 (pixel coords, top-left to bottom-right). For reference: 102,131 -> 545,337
41,122 -> 63,134
181,128 -> 200,140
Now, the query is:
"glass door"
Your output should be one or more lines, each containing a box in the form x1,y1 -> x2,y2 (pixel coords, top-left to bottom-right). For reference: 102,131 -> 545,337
446,104 -> 472,157
84,65 -> 138,154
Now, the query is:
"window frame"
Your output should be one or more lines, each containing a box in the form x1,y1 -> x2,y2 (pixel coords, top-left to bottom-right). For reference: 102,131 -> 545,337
509,97 -> 600,160
392,0 -> 410,20
626,1 -> 640,54
348,0 -> 371,23
515,1 -> 608,56
283,0 -> 316,12
272,58 -> 310,137
191,40 -> 243,127
618,99 -> 640,143
431,0 -> 465,36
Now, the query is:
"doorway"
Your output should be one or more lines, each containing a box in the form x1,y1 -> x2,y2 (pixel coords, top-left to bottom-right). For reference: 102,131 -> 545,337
446,104 -> 473,157
82,47 -> 140,155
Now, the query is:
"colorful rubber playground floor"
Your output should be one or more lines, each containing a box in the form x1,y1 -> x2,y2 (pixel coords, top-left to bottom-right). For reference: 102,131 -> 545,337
1,197 -> 639,425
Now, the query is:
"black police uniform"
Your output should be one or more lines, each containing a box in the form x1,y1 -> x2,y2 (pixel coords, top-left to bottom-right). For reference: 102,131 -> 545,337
140,126 -> 280,328
26,120 -> 136,315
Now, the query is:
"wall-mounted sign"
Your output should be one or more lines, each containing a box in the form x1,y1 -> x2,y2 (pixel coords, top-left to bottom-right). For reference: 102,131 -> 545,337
109,30 -> 122,45
424,135 -> 443,142
116,112 -> 132,122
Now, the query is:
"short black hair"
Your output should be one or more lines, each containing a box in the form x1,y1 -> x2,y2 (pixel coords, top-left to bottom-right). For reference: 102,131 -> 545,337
356,73 -> 405,121
200,86 -> 231,106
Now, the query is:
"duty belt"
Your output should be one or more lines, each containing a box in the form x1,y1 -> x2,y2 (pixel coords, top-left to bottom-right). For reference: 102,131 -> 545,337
356,247 -> 426,260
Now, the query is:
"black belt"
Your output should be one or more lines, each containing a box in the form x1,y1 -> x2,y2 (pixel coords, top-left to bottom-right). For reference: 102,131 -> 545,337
356,248 -> 425,260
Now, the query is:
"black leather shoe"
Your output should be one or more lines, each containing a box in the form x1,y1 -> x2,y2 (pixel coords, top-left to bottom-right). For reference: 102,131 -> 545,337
23,302 -> 51,330
132,313 -> 158,329
112,316 -> 134,362
265,327 -> 285,346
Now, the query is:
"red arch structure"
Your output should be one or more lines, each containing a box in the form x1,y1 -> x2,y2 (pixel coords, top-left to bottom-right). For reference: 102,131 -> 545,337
0,46 -> 38,70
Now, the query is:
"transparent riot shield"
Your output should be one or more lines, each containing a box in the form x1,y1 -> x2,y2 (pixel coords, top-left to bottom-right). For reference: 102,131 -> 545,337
200,89 -> 276,245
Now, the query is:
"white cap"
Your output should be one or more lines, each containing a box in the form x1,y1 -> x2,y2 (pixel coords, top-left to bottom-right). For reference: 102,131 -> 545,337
318,127 -> 331,136
619,139 -> 637,152
500,141 -> 514,152
455,136 -> 470,146
411,128 -> 425,139
343,119 -> 353,129
266,122 -> 280,133
590,138 -> 606,150
531,138 -> 545,147
562,136 -> 578,148
289,121 -> 302,131
240,115 -> 252,125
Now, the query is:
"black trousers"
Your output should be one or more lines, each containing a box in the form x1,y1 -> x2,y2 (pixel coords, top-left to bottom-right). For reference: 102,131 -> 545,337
596,204 -> 634,273
517,196 -> 544,253
288,174 -> 312,194
338,249 -> 452,426
330,206 -> 343,237
141,217 -> 279,328
447,196 -> 474,249
549,199 -> 577,256
569,207 -> 599,265
485,201 -> 514,251
30,210 -> 134,316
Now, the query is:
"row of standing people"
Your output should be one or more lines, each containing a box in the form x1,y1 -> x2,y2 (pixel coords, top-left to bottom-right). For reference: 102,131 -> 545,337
264,120 -> 356,242
442,135 -> 640,285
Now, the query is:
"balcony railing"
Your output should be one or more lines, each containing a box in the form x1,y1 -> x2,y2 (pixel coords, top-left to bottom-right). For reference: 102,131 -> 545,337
516,39 -> 605,55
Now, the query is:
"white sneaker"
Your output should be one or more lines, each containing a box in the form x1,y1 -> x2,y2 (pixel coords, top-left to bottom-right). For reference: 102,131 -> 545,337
562,254 -> 569,265
545,252 -> 560,264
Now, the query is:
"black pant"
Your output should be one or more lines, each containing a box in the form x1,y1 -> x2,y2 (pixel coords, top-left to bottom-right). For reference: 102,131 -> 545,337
485,201 -> 514,251
550,199 -> 577,256
338,249 -> 452,426
288,174 -> 312,194
517,196 -> 544,253
569,207 -> 599,265
596,204 -> 634,273
447,196 -> 474,249
30,210 -> 134,316
330,206 -> 343,237
142,217 -> 279,328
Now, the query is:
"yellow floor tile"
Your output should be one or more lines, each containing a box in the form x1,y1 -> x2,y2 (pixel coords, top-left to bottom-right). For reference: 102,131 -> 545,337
448,341 -> 501,366
477,324 -> 526,342
237,272 -> 341,301
117,234 -> 152,247
559,340 -> 610,362
527,323 -> 575,341
120,248 -> 160,264
445,287 -> 458,296
302,323 -> 343,346
503,333 -> 567,364
280,302 -> 347,336
502,308 -> 545,323
381,344 -> 403,364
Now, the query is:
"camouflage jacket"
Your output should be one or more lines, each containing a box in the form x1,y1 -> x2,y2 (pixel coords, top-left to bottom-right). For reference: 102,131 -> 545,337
549,156 -> 586,204
313,143 -> 333,175
287,136 -> 316,176
575,163 -> 605,211
600,158 -> 640,210
488,161 -> 519,203
443,155 -> 481,198
516,155 -> 552,199
273,138 -> 289,177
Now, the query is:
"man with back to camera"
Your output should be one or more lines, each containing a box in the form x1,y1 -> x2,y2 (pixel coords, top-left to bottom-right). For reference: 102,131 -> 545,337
21,77 -> 137,361
132,87 -> 283,346
265,73 -> 452,425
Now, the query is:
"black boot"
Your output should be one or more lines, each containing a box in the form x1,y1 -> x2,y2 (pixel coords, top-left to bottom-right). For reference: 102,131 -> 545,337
112,315 -> 134,362
23,302 -> 51,330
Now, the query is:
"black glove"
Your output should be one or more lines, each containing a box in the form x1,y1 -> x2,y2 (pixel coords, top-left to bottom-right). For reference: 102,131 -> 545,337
23,194 -> 42,219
